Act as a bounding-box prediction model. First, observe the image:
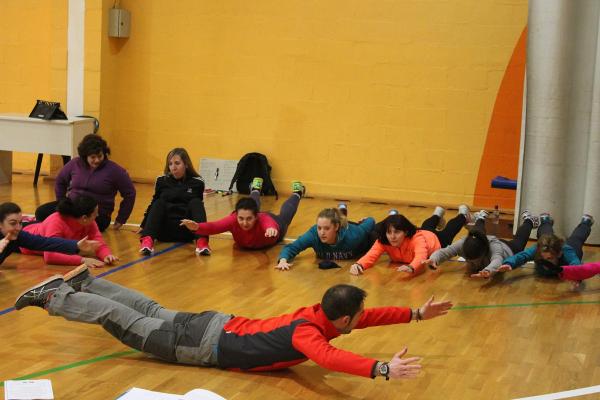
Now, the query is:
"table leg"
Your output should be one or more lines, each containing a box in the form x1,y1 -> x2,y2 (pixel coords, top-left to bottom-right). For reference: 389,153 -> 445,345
0,150 -> 12,184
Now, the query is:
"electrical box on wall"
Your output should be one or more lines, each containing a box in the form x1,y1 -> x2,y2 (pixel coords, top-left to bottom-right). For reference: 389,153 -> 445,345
108,8 -> 130,38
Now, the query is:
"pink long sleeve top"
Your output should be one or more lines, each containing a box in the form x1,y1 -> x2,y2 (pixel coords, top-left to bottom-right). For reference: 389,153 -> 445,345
195,212 -> 280,249
20,212 -> 112,265
356,230 -> 441,273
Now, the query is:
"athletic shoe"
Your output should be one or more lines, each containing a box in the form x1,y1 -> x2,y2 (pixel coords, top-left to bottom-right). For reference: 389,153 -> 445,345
338,202 -> 348,216
539,212 -> 554,226
15,275 -> 64,310
433,206 -> 446,230
140,236 -> 154,256
195,240 -> 211,256
521,209 -> 540,228
458,204 -> 473,223
250,177 -> 263,192
582,214 -> 595,227
475,210 -> 490,221
389,209 -> 399,216
291,181 -> 305,197
63,264 -> 90,292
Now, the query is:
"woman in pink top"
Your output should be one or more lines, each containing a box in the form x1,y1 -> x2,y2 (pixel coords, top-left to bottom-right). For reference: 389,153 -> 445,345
181,178 -> 305,251
21,196 -> 117,268
350,206 -> 471,275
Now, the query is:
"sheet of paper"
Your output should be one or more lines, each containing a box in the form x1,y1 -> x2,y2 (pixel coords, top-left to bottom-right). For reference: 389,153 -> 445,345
116,387 -> 226,400
4,379 -> 54,400
115,388 -> 182,400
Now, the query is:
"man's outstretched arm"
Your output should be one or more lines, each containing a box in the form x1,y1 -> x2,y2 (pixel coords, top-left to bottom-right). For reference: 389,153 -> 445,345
356,296 -> 453,329
293,325 -> 422,379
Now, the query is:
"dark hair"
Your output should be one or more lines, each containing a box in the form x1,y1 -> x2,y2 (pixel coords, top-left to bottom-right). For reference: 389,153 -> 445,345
57,196 -> 98,219
535,234 -> 564,261
164,148 -> 199,178
462,229 -> 490,260
0,202 -> 21,222
77,134 -> 110,163
321,284 -> 367,320
235,197 -> 259,216
377,214 -> 417,245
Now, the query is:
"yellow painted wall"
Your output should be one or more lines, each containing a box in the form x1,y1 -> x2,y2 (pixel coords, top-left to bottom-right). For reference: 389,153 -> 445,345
101,0 -> 527,205
1,0 -> 528,206
0,0 -> 68,174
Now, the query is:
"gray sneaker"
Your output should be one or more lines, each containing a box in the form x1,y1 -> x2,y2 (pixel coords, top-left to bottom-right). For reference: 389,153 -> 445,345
15,275 -> 64,310
521,210 -> 540,228
63,264 -> 90,292
475,210 -> 489,221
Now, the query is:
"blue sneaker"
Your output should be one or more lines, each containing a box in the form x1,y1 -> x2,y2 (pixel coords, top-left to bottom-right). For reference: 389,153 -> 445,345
539,212 -> 554,226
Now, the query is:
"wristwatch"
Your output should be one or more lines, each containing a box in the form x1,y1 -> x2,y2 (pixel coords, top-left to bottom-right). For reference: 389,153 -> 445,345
378,362 -> 390,380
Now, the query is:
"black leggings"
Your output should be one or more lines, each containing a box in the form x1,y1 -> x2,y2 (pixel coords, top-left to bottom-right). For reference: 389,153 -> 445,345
537,220 -> 590,260
420,214 -> 466,247
250,191 -> 300,240
472,218 -> 534,254
36,200 -> 111,232
141,198 -> 207,242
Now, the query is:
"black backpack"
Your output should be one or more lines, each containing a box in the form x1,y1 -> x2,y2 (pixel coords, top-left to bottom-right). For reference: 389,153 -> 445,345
228,152 -> 278,198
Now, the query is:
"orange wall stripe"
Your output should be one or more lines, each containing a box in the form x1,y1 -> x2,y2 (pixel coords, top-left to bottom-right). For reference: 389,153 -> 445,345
474,27 -> 527,210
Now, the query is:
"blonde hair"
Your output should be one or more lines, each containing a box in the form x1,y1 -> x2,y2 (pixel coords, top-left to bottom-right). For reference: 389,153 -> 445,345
317,208 -> 348,229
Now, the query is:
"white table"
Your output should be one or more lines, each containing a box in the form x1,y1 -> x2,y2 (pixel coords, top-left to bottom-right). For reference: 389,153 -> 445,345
0,114 -> 95,184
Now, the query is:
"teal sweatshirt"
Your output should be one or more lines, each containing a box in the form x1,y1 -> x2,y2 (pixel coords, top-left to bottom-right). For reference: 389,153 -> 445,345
278,218 -> 375,262
502,244 -> 581,277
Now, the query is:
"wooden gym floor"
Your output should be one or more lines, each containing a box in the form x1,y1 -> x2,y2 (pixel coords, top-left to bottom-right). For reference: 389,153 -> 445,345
1,174 -> 600,400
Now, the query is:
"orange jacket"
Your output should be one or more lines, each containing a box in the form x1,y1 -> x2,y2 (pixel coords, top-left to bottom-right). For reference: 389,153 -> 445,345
356,230 -> 441,273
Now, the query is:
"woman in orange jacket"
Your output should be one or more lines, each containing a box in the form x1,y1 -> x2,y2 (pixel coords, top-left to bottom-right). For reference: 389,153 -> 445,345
350,206 -> 473,275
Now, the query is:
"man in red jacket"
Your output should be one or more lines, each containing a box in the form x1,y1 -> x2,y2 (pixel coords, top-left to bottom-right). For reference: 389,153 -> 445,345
15,265 -> 452,380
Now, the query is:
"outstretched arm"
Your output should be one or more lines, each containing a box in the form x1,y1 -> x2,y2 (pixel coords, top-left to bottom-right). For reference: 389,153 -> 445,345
276,229 -> 315,270
415,295 -> 453,321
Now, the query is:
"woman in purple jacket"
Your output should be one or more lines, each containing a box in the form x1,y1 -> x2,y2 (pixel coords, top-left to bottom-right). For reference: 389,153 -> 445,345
35,134 -> 136,232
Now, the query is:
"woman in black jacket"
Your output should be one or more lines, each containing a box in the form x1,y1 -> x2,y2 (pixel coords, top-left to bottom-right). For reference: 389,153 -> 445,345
139,148 -> 208,255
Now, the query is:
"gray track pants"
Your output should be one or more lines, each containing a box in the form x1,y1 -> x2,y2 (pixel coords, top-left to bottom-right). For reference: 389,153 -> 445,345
47,276 -> 231,366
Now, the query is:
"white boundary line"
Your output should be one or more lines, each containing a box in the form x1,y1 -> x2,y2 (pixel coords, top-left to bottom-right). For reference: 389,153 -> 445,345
514,384 -> 600,400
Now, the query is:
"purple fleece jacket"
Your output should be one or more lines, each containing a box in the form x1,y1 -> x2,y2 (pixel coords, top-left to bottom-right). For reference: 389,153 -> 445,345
55,157 -> 136,224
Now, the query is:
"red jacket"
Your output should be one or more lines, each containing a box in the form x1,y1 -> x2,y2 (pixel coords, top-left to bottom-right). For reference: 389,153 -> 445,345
20,212 -> 112,265
195,212 -> 280,249
217,304 -> 412,377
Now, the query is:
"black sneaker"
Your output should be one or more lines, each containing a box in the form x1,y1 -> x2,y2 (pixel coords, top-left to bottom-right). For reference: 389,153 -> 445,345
63,264 -> 90,292
15,275 -> 64,310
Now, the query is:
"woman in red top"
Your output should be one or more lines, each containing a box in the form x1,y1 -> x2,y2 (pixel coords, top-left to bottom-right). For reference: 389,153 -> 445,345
350,205 -> 472,275
21,196 -> 117,268
181,178 -> 305,251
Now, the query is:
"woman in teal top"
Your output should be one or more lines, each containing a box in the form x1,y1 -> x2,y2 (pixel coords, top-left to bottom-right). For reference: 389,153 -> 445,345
276,208 -> 375,271
500,213 -> 593,277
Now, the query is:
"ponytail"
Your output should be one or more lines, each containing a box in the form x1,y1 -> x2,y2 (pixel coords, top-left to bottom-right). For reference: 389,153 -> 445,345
57,196 -> 98,219
317,208 -> 348,229
462,229 -> 490,260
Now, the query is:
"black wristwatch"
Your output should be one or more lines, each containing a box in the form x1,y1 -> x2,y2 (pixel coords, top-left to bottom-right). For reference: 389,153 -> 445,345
378,362 -> 390,381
